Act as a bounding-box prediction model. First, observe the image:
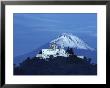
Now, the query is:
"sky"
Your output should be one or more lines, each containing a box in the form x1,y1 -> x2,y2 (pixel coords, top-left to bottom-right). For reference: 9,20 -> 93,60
14,13 -> 97,57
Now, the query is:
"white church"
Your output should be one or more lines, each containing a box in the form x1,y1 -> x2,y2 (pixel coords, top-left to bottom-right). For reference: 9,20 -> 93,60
36,42 -> 85,60
36,42 -> 69,59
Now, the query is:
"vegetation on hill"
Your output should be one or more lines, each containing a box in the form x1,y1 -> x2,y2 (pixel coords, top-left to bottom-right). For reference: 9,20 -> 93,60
14,54 -> 97,75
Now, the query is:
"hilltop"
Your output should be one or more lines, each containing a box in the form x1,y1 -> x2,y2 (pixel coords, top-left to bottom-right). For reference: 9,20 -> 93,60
14,55 -> 97,75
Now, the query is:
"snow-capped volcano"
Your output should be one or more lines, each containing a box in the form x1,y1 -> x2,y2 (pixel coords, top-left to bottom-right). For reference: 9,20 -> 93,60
50,33 -> 94,51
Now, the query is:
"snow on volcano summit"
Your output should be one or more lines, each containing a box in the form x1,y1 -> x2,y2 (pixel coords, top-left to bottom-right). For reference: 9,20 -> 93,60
50,33 -> 94,51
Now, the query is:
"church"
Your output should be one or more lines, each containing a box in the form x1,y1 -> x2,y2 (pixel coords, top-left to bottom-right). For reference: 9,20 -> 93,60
36,42 -> 69,59
36,42 -> 85,60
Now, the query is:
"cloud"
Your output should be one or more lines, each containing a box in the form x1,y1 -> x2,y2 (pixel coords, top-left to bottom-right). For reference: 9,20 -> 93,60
16,14 -> 62,24
14,14 -> 97,37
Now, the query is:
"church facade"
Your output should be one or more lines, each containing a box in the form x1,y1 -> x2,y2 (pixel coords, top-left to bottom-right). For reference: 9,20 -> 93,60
36,43 -> 68,59
36,42 -> 84,60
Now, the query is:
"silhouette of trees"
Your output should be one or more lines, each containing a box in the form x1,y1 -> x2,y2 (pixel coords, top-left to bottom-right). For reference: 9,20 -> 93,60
66,47 -> 74,56
39,50 -> 42,54
49,55 -> 54,59
14,55 -> 97,75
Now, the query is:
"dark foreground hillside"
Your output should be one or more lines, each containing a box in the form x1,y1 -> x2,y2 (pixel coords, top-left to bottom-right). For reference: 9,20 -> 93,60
14,55 -> 97,75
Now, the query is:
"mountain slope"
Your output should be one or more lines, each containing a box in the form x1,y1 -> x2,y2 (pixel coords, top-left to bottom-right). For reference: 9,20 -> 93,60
14,33 -> 97,65
14,43 -> 50,66
51,33 -> 94,50
14,56 -> 97,75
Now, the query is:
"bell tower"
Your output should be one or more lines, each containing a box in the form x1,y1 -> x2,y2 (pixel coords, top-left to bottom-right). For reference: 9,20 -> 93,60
50,42 -> 57,49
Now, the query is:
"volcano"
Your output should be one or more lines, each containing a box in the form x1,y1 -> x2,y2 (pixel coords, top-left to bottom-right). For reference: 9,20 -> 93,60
50,33 -> 94,51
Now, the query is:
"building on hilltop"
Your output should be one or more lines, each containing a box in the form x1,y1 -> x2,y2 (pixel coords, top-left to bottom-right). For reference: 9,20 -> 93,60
36,42 -> 68,59
36,42 -> 84,60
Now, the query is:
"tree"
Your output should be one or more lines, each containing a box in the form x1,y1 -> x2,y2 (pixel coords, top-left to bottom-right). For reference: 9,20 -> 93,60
66,47 -> 74,56
49,55 -> 54,59
39,50 -> 42,54
88,58 -> 91,64
69,48 -> 74,55
27,57 -> 30,60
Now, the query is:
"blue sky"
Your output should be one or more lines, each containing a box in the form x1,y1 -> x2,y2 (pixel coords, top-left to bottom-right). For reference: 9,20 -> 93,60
14,13 -> 97,57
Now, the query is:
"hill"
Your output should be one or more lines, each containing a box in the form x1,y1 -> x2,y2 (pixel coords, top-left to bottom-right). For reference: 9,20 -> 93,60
14,55 -> 97,75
